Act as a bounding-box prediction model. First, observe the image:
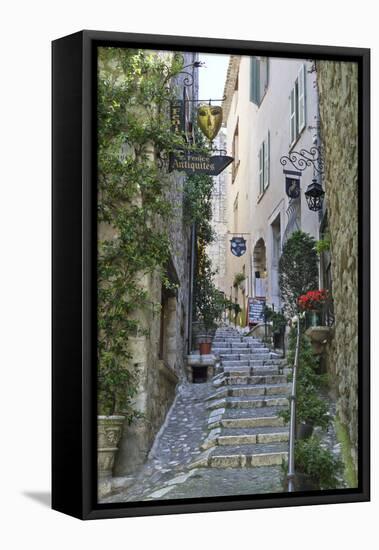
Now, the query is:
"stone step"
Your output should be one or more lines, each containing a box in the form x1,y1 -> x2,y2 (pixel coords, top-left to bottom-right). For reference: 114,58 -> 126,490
226,396 -> 289,409
206,395 -> 289,411
223,374 -> 288,385
220,353 -> 268,361
220,419 -> 286,430
223,367 -> 283,377
206,384 -> 290,402
220,361 -> 284,369
222,356 -> 278,367
209,443 -> 288,468
223,406 -> 287,420
221,426 -> 289,436
216,431 -> 289,446
228,384 -> 291,397
213,348 -> 267,355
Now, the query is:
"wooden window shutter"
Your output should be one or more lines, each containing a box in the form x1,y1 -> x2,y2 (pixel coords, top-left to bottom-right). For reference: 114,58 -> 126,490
290,86 -> 297,146
250,57 -> 260,105
298,64 -> 306,132
264,130 -> 270,190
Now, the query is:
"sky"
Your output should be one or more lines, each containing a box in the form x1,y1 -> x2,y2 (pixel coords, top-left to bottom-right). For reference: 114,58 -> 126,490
198,53 -> 230,104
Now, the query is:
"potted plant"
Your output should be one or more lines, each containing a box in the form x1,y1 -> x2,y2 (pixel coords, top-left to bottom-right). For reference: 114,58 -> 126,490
197,287 -> 225,354
282,436 -> 343,491
279,327 -> 329,438
97,344 -> 141,480
233,272 -> 246,290
194,253 -> 225,353
298,289 -> 328,327
264,306 -> 287,348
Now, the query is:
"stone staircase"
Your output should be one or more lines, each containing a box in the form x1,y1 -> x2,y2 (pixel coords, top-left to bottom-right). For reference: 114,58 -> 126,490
199,326 -> 290,469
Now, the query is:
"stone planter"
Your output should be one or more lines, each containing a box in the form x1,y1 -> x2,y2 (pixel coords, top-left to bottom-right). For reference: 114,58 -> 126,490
305,325 -> 333,355
97,415 -> 125,479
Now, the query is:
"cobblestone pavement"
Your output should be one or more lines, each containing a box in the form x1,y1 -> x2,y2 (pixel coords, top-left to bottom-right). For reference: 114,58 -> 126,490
101,328 -> 345,503
101,379 -> 284,503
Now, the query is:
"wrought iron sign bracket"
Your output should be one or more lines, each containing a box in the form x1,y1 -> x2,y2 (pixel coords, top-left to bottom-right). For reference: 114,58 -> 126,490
280,146 -> 324,177
280,146 -> 325,212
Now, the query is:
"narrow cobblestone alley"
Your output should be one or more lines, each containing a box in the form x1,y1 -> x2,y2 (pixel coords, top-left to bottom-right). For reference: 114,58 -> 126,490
102,327 -> 291,502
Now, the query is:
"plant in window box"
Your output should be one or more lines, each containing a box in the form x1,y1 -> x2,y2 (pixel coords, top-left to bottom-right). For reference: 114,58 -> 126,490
298,289 -> 328,328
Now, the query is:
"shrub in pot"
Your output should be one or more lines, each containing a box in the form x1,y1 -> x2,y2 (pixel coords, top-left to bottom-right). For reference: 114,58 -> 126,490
279,326 -> 329,438
97,348 -> 141,479
282,436 -> 343,491
195,258 -> 226,353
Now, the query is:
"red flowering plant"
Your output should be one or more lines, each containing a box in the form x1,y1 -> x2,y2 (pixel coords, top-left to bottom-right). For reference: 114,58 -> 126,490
298,289 -> 328,311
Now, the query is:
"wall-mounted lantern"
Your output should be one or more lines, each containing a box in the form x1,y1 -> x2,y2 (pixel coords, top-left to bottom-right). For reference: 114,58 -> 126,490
304,178 -> 325,211
280,146 -> 325,212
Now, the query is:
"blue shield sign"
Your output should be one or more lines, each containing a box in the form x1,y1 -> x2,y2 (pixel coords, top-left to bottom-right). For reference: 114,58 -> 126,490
230,237 -> 247,257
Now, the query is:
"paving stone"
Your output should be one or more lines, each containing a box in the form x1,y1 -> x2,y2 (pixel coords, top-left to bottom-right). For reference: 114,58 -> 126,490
99,329 -> 295,503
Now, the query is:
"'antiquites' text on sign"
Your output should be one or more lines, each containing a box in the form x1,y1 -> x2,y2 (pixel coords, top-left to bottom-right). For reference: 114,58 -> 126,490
169,152 -> 234,176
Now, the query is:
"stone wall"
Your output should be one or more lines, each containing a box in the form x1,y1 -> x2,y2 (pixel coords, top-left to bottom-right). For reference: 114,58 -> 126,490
317,61 -> 358,474
113,53 -> 196,476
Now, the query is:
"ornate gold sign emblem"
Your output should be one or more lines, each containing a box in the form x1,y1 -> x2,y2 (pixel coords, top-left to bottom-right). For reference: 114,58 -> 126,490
197,104 -> 223,141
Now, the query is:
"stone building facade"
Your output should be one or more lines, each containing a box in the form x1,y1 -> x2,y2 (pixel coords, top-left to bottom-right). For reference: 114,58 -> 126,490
317,61 -> 359,474
113,52 -> 199,476
222,55 -> 320,320
206,129 -> 228,295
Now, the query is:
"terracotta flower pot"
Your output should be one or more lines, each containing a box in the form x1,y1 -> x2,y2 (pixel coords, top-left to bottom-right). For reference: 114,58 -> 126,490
199,342 -> 212,355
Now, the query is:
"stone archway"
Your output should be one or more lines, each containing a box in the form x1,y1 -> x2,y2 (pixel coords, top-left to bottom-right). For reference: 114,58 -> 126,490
253,238 -> 267,298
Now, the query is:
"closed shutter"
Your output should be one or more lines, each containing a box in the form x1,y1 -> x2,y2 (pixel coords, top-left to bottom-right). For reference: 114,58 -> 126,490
298,64 -> 306,132
264,130 -> 270,190
290,86 -> 297,146
259,145 -> 264,194
250,57 -> 260,105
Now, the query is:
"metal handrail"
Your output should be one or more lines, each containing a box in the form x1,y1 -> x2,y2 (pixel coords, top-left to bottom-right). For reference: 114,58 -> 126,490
287,315 -> 301,492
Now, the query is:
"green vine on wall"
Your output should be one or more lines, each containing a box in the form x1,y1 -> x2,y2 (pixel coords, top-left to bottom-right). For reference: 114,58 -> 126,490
97,48 -> 185,418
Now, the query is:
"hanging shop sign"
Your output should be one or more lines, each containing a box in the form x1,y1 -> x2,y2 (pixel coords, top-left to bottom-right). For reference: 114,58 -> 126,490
170,99 -> 185,135
285,176 -> 301,199
247,297 -> 266,325
197,104 -> 223,141
230,237 -> 247,257
283,169 -> 301,199
169,151 -> 233,176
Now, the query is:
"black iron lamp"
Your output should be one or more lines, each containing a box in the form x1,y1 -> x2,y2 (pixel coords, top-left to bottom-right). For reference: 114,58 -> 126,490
305,178 -> 325,211
280,146 -> 325,212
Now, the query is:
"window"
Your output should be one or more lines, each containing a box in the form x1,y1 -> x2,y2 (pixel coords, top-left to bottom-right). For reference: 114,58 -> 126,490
289,64 -> 306,146
250,57 -> 269,105
232,121 -> 239,181
258,130 -> 270,196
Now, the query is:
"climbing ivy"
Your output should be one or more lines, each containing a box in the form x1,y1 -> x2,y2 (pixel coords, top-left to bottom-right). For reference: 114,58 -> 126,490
185,171 -> 227,336
97,47 -> 185,418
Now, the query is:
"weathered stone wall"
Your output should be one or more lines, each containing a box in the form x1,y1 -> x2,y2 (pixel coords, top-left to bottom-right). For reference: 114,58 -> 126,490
113,53 -> 196,476
317,61 -> 358,473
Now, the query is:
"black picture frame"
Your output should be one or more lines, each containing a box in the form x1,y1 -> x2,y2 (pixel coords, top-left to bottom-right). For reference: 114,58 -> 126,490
52,30 -> 370,520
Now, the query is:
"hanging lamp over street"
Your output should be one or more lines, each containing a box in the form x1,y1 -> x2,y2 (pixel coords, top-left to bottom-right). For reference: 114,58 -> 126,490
305,178 -> 325,211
